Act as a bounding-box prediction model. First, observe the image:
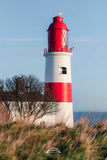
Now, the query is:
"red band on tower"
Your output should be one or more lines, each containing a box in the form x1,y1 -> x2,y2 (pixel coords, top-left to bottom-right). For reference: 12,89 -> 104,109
45,83 -> 72,102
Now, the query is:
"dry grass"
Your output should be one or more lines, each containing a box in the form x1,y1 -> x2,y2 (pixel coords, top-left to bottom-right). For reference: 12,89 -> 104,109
0,108 -> 106,160
0,104 -> 11,126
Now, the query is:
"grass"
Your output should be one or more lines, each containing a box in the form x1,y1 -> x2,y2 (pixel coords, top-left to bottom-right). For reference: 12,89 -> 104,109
0,119 -> 106,160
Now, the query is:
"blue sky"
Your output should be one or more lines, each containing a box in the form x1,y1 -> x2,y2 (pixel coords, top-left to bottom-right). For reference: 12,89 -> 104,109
0,0 -> 107,112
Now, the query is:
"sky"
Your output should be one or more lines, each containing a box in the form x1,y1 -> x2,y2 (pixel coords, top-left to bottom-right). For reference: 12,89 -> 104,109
0,0 -> 107,112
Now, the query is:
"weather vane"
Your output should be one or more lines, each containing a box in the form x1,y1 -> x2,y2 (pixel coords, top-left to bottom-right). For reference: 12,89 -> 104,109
57,12 -> 63,16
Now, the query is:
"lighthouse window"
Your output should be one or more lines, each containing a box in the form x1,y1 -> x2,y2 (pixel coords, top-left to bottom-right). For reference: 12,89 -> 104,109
62,30 -> 68,47
60,67 -> 67,74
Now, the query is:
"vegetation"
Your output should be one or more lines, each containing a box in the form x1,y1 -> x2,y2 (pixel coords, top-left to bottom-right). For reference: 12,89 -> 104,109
0,75 -> 57,124
0,119 -> 106,160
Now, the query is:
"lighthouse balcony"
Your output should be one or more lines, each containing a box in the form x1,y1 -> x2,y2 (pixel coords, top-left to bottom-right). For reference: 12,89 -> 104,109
44,48 -> 73,57
44,48 -> 48,54
44,48 -> 68,54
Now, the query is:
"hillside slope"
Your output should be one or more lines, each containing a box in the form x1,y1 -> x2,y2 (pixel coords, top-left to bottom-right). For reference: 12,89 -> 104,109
0,120 -> 107,160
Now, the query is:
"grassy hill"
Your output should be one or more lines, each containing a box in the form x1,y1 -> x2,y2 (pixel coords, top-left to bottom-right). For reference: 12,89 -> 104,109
0,120 -> 107,160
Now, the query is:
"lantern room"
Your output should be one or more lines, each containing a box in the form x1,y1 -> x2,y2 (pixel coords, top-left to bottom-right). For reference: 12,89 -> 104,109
47,16 -> 69,52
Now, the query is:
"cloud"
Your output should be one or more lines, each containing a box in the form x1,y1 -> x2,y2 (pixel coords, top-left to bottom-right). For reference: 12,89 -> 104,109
0,38 -> 46,42
70,34 -> 107,43
70,38 -> 91,42
70,37 -> 99,43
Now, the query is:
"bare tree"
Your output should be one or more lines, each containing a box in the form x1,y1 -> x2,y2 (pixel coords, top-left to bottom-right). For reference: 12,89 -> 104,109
0,75 -> 58,124
0,79 -> 4,91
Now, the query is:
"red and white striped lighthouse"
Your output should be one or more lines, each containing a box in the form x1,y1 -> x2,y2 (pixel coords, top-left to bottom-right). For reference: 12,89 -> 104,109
44,16 -> 73,127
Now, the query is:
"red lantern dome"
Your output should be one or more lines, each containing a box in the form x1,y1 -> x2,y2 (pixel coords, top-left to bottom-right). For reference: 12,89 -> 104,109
48,16 -> 69,52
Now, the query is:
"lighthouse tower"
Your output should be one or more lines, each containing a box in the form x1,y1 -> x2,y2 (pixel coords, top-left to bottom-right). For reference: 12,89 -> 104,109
44,16 -> 73,127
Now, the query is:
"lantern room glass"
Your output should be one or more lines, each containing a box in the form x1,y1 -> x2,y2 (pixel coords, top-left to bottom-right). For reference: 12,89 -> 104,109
62,30 -> 68,47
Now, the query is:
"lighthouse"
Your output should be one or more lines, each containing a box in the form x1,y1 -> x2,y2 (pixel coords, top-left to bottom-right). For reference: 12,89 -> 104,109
44,16 -> 73,127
